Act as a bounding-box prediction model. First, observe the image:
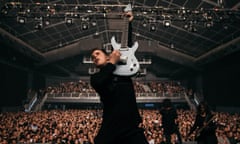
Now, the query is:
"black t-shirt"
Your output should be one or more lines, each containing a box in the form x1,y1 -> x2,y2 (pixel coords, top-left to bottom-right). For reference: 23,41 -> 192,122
90,63 -> 142,141
160,107 -> 178,134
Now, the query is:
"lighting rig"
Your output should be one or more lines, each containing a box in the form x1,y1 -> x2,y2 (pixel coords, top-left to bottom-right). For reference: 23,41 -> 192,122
1,2 -> 239,31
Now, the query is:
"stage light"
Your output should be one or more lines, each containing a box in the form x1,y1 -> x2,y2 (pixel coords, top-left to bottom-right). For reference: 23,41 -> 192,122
163,20 -> 171,27
94,31 -> 99,36
34,22 -> 43,30
45,20 -> 50,26
223,25 -> 228,30
81,22 -> 89,30
183,21 -> 197,32
1,2 -> 238,33
17,16 -> 26,24
65,18 -> 73,25
205,21 -> 213,28
91,20 -> 97,26
150,23 -> 157,31
189,26 -> 197,32
75,6 -> 79,10
1,4 -> 9,15
34,16 -> 43,30
183,23 -> 189,29
142,20 -> 147,27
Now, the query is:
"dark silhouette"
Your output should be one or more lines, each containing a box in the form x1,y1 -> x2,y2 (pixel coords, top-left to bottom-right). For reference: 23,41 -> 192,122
159,99 -> 182,144
188,101 -> 218,144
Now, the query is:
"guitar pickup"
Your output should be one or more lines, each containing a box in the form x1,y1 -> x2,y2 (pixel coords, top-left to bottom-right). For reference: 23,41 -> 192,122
118,55 -> 128,65
119,48 -> 129,51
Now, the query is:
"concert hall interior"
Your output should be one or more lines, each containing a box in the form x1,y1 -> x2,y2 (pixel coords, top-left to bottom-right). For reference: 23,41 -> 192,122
0,0 -> 240,144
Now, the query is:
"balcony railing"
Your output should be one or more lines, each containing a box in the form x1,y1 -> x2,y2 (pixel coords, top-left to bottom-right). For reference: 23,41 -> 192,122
45,92 -> 185,103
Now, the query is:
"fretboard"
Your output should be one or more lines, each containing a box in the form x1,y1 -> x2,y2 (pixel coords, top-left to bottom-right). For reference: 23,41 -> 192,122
120,16 -> 129,49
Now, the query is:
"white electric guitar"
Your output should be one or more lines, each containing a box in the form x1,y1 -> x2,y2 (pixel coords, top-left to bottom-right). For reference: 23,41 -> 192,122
111,4 -> 140,76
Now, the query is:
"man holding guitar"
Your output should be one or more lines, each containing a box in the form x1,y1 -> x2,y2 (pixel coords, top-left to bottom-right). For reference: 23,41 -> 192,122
90,4 -> 148,144
187,101 -> 218,144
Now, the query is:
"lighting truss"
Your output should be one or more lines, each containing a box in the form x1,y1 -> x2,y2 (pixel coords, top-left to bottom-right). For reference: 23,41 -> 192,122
1,2 -> 239,30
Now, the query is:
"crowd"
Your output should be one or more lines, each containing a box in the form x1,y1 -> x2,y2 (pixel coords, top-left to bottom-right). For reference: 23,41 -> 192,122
44,80 -> 186,97
0,109 -> 239,144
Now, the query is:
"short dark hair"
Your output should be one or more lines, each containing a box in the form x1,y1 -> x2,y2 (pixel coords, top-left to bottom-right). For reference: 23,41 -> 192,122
91,47 -> 108,55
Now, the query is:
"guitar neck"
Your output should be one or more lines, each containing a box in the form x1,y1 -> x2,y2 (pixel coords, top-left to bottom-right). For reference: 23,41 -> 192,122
120,16 -> 129,49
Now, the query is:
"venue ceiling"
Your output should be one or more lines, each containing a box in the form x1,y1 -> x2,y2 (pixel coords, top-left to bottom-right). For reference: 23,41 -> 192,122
1,0 -> 240,78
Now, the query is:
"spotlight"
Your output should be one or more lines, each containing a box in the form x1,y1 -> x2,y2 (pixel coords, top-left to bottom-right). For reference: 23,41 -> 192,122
75,6 -> 80,10
17,16 -> 26,24
185,21 -> 197,32
223,25 -> 228,30
1,4 -> 8,15
81,22 -> 89,30
170,43 -> 174,49
94,31 -> 99,36
91,20 -> 97,26
205,21 -> 213,28
45,20 -> 50,26
163,20 -> 171,27
65,18 -> 73,25
142,20 -> 147,27
82,17 -> 90,21
150,23 -> 157,31
34,22 -> 43,30
183,24 -> 189,29
189,26 -> 197,32
34,16 -> 43,30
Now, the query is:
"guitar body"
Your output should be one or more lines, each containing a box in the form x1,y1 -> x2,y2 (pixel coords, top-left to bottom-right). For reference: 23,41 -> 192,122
111,36 -> 140,76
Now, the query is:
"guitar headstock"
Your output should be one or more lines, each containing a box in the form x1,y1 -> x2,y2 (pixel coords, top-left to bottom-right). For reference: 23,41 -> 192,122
123,4 -> 133,21
124,4 -> 132,12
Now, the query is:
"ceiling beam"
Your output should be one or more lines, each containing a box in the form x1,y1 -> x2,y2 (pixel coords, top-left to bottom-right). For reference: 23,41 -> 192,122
137,40 -> 201,71
201,0 -> 219,7
39,38 -> 102,65
0,28 -> 44,61
232,2 -> 240,10
170,24 -> 216,43
195,37 -> 240,64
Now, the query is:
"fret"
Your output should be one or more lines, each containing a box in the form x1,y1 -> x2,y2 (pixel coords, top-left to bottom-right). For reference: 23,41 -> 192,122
120,16 -> 129,49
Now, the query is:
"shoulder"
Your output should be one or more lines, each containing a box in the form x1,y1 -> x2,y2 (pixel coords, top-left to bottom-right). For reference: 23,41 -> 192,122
102,63 -> 116,71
